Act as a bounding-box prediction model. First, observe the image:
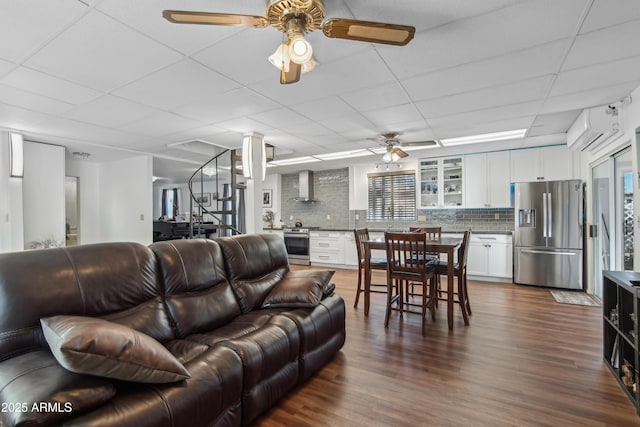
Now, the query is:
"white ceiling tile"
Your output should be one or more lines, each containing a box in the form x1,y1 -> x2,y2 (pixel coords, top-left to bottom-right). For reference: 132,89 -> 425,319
315,114 -> 376,134
28,116 -> 148,146
25,10 -> 182,91
96,0 -> 248,55
113,59 -> 241,110
174,88 -> 281,123
1,66 -> 102,105
117,112 -> 206,137
62,95 -> 159,128
541,81 -> 639,113
428,101 -> 542,128
402,39 -> 570,102
0,102 -> 53,131
340,81 -> 412,113
160,124 -> 228,143
551,55 -> 640,97
580,0 -> 640,33
0,83 -> 75,115
0,59 -> 16,79
380,0 -> 588,79
416,76 -> 554,119
0,0 -> 87,63
563,20 -> 640,70
213,117 -> 274,134
291,97 -> 359,121
528,110 -> 582,137
360,103 -> 425,128
432,116 -> 536,140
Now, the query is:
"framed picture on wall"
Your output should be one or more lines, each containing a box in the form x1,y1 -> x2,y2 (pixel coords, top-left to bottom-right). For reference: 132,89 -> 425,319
262,189 -> 272,208
194,193 -> 211,207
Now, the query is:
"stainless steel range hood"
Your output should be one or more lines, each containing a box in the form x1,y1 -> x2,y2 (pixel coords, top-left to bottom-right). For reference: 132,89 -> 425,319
295,170 -> 316,202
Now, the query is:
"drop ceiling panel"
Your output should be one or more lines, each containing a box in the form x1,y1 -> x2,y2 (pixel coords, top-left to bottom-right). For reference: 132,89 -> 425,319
562,20 -> 640,70
0,0 -> 87,62
0,59 -> 16,79
96,0 -> 247,55
541,81 -> 639,114
551,55 -> 640,97
25,10 -> 182,91
118,112 -> 206,138
1,66 -> 102,105
428,101 -> 542,129
380,0 -> 587,79
213,117 -> 275,135
360,104 -> 425,128
402,39 -> 569,102
0,102 -> 53,130
174,88 -> 281,124
340,81 -> 412,114
28,117 -> 148,146
315,114 -> 376,134
62,95 -> 159,128
528,110 -> 582,137
579,0 -> 640,34
0,84 -> 75,115
416,76 -> 553,120
114,59 -> 241,110
292,97 -> 359,122
432,116 -> 536,140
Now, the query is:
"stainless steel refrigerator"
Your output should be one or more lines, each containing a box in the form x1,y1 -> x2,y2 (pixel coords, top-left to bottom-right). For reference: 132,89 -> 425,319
514,180 -> 584,289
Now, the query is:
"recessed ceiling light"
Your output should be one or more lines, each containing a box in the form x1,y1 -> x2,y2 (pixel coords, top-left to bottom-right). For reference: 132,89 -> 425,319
314,149 -> 373,160
269,156 -> 321,166
440,129 -> 527,146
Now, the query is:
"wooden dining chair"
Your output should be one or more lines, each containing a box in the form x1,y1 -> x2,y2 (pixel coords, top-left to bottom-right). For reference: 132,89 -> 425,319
431,230 -> 471,325
407,226 -> 442,297
353,228 -> 388,312
384,231 -> 437,334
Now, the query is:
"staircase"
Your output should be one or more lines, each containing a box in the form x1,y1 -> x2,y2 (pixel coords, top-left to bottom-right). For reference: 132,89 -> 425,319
187,149 -> 245,238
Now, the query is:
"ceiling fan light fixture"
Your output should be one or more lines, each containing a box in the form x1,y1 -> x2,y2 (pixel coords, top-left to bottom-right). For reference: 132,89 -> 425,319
301,56 -> 317,73
268,42 -> 291,72
288,34 -> 313,64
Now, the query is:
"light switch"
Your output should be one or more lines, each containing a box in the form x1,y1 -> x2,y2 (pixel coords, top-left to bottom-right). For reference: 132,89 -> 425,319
326,214 -> 331,220
140,214 -> 144,221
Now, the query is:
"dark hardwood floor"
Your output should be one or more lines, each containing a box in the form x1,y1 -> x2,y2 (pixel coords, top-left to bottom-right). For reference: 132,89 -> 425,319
254,267 -> 640,426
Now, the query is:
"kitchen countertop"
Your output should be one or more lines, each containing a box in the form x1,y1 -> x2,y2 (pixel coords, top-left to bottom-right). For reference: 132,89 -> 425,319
263,227 -> 512,235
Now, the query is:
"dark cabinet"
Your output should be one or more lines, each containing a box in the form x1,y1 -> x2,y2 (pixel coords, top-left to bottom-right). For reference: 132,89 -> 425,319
603,271 -> 640,414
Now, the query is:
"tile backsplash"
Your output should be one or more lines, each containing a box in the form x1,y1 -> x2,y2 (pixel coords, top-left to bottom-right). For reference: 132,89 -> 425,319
280,167 -> 514,231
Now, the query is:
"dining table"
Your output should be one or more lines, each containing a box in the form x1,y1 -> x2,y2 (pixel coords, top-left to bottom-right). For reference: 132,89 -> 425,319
363,234 -> 463,330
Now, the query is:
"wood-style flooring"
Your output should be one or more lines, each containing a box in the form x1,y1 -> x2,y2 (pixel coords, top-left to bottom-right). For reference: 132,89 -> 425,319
254,267 -> 640,426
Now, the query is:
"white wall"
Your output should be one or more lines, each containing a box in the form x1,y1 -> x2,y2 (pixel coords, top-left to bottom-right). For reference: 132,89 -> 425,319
0,132 -> 24,252
22,141 -> 65,248
99,156 -> 153,245
66,159 -> 101,245
262,173 -> 281,226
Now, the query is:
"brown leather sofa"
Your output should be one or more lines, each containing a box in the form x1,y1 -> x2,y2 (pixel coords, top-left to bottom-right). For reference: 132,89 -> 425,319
0,233 -> 345,427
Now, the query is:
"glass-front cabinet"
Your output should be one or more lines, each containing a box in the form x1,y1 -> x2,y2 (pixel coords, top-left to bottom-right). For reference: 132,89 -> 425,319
419,157 -> 463,209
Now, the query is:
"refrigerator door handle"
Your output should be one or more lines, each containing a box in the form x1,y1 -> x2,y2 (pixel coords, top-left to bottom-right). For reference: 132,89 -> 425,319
542,193 -> 548,238
547,192 -> 552,238
520,249 -> 578,256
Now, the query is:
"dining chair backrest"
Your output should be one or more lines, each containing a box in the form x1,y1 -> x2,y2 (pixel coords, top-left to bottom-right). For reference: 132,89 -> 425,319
385,232 -> 429,276
458,230 -> 471,269
354,228 -> 370,265
409,226 -> 442,241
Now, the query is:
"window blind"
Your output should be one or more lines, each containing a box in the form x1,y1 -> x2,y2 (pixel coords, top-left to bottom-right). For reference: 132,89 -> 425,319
367,170 -> 416,221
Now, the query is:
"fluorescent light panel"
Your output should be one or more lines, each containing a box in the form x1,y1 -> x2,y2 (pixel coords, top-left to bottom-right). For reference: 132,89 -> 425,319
269,156 -> 321,166
313,149 -> 373,160
242,135 -> 253,179
440,129 -> 527,146
9,133 -> 23,178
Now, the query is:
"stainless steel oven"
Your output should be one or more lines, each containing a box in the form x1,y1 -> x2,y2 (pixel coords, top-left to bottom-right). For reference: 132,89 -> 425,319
283,228 -> 310,265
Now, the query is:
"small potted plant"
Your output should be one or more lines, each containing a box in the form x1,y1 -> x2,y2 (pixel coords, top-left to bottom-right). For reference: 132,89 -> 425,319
262,210 -> 275,228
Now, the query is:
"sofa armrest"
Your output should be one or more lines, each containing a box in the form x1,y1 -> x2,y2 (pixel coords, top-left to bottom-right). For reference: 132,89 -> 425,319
262,270 -> 335,308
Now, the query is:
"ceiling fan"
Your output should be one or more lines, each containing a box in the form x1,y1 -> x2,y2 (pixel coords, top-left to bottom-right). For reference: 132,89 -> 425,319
162,0 -> 416,84
372,132 -> 437,162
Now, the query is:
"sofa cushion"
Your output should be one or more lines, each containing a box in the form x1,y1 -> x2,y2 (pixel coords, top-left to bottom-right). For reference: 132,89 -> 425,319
216,233 -> 290,312
261,271 -> 335,308
41,316 -> 190,384
150,239 -> 242,338
0,350 -> 116,427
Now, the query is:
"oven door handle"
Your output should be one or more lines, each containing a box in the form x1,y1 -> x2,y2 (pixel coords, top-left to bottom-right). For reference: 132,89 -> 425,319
284,234 -> 309,239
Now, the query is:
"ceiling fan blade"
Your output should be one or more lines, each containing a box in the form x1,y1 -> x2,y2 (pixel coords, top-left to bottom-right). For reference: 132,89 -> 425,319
392,147 -> 409,158
280,62 -> 301,85
322,18 -> 415,46
162,10 -> 268,28
399,140 -> 438,147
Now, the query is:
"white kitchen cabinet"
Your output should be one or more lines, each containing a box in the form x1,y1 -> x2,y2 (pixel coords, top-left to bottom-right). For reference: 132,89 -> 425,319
343,231 -> 358,267
510,145 -> 574,182
467,234 -> 513,281
419,156 -> 463,209
464,151 -> 511,208
310,231 -> 345,265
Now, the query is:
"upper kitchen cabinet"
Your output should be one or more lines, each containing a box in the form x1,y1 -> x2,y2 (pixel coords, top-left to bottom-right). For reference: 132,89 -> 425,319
464,151 -> 511,208
419,157 -> 463,209
510,145 -> 576,182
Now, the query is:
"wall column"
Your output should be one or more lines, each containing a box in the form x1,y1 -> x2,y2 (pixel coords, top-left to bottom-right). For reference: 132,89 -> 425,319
244,132 -> 265,234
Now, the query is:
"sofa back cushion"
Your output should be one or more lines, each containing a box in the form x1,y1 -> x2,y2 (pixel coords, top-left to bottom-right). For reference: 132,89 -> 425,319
0,242 -> 172,362
150,239 -> 241,338
216,233 -> 289,313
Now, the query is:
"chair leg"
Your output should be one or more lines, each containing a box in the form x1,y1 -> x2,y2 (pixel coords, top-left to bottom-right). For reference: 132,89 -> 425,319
464,273 -> 472,315
354,265 -> 362,308
430,275 -> 436,321
458,274 -> 469,325
384,275 -> 393,327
